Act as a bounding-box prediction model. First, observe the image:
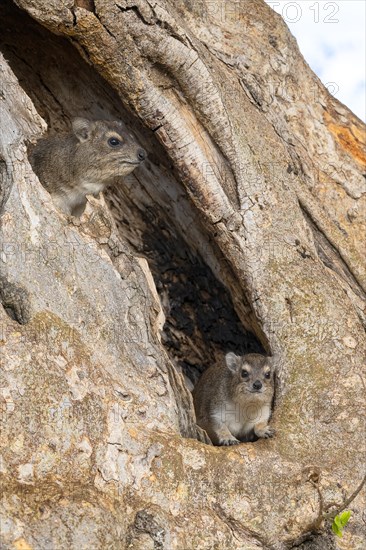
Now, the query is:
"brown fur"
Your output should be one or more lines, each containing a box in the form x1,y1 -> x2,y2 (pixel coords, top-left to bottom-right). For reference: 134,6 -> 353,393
30,118 -> 146,216
193,353 -> 275,446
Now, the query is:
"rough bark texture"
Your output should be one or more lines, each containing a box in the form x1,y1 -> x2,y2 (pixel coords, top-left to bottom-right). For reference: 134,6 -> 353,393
0,0 -> 365,548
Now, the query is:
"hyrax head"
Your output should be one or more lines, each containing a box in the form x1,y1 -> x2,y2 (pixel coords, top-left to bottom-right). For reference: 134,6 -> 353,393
72,118 -> 146,183
225,352 -> 275,396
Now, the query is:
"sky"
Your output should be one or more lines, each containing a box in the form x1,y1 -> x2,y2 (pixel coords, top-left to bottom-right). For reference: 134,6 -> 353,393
265,0 -> 366,121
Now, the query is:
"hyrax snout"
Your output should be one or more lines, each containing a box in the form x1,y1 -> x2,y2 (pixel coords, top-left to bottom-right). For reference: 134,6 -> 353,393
30,117 -> 147,217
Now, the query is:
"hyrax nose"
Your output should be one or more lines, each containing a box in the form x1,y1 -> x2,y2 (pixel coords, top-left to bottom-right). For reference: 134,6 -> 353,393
253,380 -> 262,391
137,148 -> 146,162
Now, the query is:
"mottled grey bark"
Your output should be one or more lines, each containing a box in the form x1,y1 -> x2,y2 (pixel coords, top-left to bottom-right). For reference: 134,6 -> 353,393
0,0 -> 365,548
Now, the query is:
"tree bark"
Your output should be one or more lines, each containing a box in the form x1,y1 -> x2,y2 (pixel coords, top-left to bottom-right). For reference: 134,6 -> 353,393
0,0 -> 365,548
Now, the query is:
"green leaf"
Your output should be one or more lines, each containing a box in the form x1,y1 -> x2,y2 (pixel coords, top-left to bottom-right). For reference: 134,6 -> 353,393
339,510 -> 351,527
334,516 -> 343,529
331,521 -> 342,538
332,511 -> 351,538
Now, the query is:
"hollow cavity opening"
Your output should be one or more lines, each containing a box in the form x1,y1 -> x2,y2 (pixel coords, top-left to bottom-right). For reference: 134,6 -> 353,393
108,190 -> 264,389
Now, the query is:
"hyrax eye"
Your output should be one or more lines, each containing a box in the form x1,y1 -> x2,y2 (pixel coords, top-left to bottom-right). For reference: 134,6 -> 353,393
241,370 -> 249,378
264,371 -> 271,379
108,137 -> 122,147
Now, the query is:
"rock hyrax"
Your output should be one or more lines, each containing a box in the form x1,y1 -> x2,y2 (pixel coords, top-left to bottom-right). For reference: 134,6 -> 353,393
30,118 -> 146,216
193,352 -> 275,446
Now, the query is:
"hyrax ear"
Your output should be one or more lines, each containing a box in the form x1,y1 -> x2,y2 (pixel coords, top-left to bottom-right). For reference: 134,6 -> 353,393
225,352 -> 241,373
72,118 -> 92,142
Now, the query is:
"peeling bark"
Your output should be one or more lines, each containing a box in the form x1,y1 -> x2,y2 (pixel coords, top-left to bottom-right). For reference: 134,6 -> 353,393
1,0 -> 365,548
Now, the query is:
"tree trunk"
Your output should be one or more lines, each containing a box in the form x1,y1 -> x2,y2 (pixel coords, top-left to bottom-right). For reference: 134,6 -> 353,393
0,0 -> 365,548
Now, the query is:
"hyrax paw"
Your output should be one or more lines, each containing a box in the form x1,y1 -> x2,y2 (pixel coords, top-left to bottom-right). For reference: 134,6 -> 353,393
219,438 -> 240,446
256,426 -> 275,439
